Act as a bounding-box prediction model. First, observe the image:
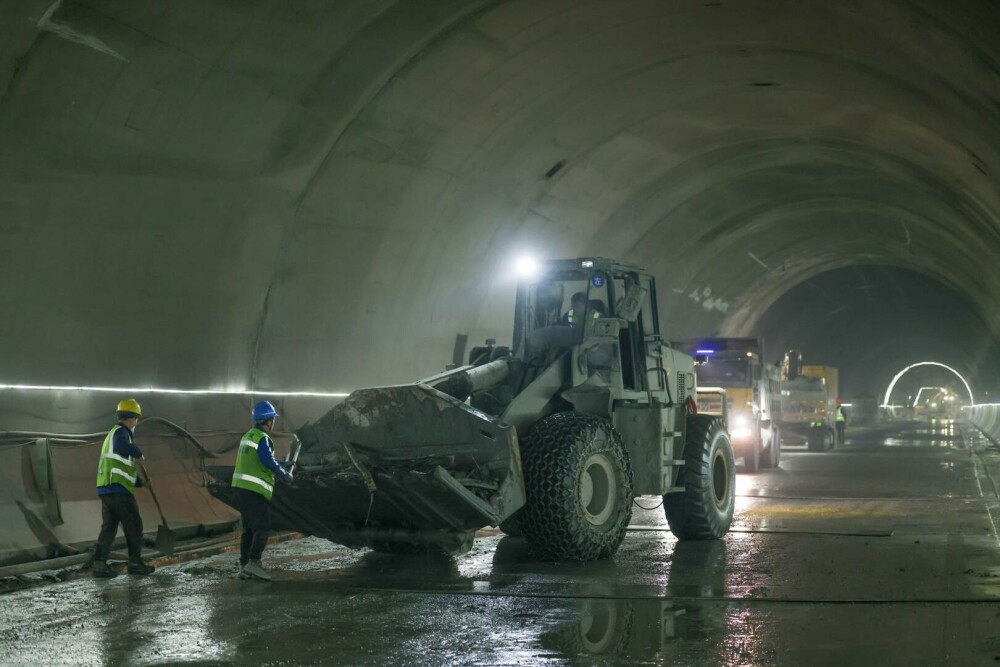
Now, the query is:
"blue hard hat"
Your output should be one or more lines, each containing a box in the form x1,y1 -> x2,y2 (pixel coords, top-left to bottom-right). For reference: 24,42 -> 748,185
251,400 -> 278,421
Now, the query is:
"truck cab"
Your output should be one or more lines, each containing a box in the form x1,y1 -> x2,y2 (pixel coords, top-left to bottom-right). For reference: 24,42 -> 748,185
674,338 -> 781,471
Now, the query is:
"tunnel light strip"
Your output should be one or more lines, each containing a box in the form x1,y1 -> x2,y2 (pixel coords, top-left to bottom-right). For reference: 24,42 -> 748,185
881,362 -> 974,407
0,383 -> 350,398
912,386 -> 944,408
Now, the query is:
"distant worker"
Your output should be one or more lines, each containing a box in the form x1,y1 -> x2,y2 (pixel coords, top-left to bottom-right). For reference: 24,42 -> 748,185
92,399 -> 155,578
232,400 -> 293,581
835,398 -> 847,445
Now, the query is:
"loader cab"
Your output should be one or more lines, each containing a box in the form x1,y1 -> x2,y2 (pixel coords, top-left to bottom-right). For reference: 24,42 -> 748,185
512,258 -> 667,405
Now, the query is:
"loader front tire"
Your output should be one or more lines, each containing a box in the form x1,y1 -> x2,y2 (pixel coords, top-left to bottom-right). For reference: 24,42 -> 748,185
664,415 -> 735,540
499,514 -> 523,537
519,413 -> 633,560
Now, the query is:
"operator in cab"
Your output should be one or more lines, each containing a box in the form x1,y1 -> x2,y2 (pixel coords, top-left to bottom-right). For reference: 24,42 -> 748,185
563,292 -> 590,326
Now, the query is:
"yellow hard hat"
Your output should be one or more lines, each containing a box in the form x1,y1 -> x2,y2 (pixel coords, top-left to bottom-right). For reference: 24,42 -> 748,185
116,398 -> 142,416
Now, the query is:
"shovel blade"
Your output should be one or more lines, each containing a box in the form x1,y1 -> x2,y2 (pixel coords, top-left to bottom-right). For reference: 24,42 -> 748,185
155,524 -> 176,555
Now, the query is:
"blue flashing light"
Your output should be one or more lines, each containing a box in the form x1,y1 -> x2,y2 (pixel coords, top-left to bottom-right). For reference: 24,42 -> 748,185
696,349 -> 715,354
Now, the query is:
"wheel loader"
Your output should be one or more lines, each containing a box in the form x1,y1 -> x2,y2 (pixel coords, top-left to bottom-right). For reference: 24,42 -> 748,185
206,258 -> 736,560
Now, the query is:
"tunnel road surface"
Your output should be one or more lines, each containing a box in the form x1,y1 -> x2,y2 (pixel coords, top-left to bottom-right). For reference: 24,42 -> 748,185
2,421 -> 1000,665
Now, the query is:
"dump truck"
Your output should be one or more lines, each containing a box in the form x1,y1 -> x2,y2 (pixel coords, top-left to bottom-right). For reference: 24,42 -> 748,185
775,352 -> 838,452
206,258 -> 736,560
673,337 -> 781,472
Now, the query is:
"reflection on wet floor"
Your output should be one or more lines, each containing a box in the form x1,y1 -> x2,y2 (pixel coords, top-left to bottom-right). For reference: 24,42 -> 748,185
881,419 -> 962,447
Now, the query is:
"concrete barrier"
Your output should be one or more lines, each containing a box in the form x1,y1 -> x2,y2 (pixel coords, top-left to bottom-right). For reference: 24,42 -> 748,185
964,404 -> 1000,445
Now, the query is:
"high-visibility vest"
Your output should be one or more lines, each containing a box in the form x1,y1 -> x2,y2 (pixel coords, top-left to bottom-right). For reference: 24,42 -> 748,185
96,424 -> 138,494
567,309 -> 602,325
836,407 -> 846,422
231,428 -> 276,501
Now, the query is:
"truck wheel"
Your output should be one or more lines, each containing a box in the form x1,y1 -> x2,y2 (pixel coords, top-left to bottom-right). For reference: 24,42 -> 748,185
742,435 -> 760,473
807,430 -> 826,452
519,412 -> 633,560
759,428 -> 779,469
663,415 -> 735,540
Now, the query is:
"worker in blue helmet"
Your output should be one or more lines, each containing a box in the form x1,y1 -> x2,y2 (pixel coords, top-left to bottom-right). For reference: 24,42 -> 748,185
231,400 -> 293,581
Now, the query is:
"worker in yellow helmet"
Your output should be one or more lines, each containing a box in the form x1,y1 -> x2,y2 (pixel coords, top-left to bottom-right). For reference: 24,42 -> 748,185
91,399 -> 155,577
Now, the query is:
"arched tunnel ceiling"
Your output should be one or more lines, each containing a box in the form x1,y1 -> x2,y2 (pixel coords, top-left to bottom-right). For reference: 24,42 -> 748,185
2,0 -> 1000,394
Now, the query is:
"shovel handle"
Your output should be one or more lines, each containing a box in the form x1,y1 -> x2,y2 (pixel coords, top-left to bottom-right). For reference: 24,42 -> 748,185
138,462 -> 171,530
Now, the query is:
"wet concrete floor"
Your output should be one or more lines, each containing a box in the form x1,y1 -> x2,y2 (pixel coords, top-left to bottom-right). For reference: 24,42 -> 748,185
2,420 -> 1000,665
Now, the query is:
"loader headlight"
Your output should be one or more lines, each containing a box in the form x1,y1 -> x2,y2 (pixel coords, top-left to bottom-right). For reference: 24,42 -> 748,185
514,255 -> 539,279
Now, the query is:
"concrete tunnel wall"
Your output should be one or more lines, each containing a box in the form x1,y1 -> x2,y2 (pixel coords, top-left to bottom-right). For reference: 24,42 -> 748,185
3,1 -> 1000,559
3,0 -> 1000,398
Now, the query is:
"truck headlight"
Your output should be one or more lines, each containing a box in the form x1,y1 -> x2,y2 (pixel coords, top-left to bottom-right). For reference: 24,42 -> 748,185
730,426 -> 752,440
731,414 -> 750,428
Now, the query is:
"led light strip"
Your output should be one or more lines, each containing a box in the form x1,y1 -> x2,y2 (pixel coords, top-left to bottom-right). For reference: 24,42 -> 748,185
0,383 -> 350,398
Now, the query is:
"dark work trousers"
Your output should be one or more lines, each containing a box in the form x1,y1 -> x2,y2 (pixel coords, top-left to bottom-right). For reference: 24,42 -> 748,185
233,487 -> 271,564
94,493 -> 144,561
835,422 -> 846,445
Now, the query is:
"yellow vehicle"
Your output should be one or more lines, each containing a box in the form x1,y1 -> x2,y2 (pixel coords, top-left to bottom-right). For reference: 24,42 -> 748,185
675,338 -> 781,472
777,353 -> 838,452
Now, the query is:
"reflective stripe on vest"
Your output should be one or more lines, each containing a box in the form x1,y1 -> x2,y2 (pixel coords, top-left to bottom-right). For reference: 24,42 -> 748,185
568,309 -> 602,325
231,427 -> 276,501
232,472 -> 274,494
96,424 -> 137,494
836,407 -> 846,422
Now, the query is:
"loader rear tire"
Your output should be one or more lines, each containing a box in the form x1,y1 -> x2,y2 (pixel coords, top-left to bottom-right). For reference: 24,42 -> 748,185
519,413 -> 633,560
664,415 -> 735,540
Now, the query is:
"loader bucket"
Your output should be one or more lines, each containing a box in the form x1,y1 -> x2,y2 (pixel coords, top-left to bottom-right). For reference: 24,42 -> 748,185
206,382 -> 525,551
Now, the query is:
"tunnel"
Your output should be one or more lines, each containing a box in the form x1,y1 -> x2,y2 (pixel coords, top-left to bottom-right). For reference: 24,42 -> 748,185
2,1 -> 1000,663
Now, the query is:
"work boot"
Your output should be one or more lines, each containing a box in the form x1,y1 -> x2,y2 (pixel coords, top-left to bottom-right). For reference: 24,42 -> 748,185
242,559 -> 271,581
127,560 -> 155,575
92,561 -> 118,578
237,562 -> 251,580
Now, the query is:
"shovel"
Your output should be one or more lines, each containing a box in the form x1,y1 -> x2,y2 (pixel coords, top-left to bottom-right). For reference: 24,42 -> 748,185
138,462 -> 177,555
